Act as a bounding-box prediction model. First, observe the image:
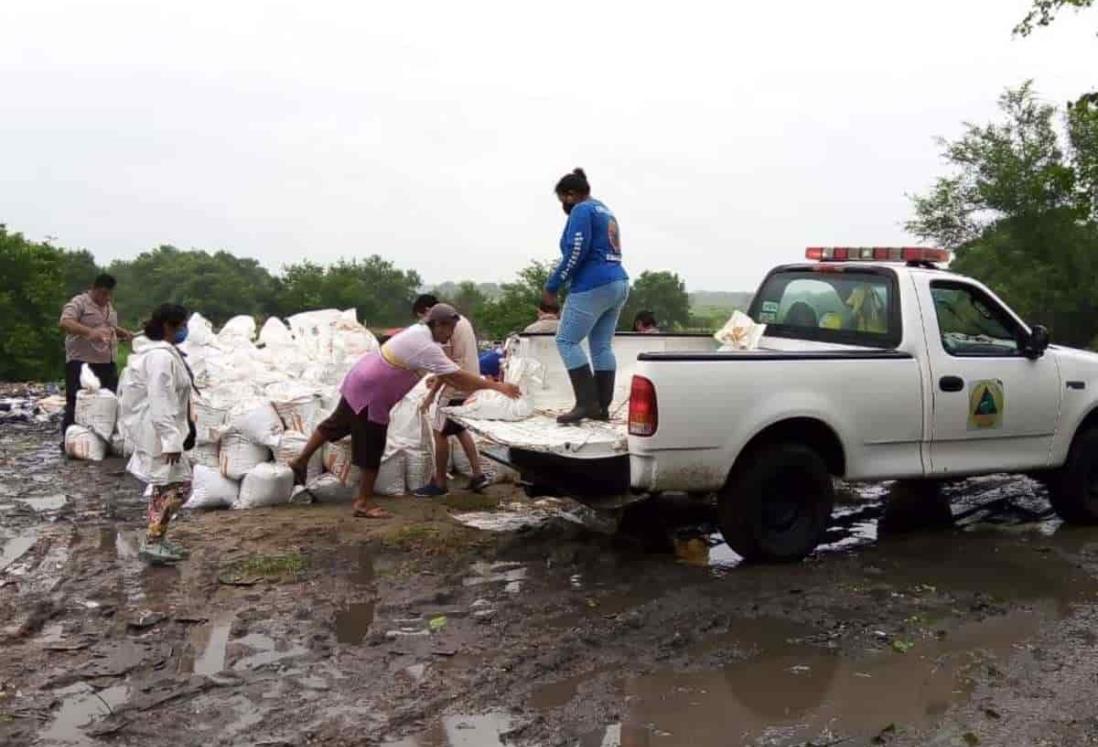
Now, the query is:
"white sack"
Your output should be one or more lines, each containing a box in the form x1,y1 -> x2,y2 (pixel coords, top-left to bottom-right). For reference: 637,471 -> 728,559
444,391 -> 533,422
65,425 -> 107,462
219,431 -> 270,480
228,398 -> 284,448
75,390 -> 119,441
109,429 -> 131,458
186,312 -> 217,347
217,315 -> 257,345
189,442 -> 220,469
274,430 -> 323,482
192,396 -> 231,445
258,317 -> 294,347
233,463 -> 294,509
375,451 -> 407,496
305,474 -> 355,504
79,363 -> 102,392
387,394 -> 429,455
405,450 -> 433,491
332,317 -> 378,362
323,439 -> 361,487
266,382 -> 321,433
450,440 -> 473,476
184,464 -> 239,509
715,310 -> 766,351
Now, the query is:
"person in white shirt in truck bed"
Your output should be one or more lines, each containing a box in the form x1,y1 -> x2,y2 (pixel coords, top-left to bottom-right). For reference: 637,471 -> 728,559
411,294 -> 494,498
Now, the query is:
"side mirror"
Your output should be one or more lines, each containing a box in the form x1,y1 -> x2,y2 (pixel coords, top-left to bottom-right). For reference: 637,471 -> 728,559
1024,324 -> 1051,359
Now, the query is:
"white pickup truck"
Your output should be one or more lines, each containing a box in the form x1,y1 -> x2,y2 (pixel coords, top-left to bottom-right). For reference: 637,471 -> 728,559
456,247 -> 1098,562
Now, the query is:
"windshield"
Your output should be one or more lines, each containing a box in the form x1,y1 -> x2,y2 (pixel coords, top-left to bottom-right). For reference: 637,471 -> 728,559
749,268 -> 901,348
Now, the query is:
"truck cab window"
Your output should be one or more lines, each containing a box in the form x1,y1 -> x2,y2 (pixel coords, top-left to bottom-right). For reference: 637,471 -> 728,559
930,282 -> 1022,357
749,269 -> 899,348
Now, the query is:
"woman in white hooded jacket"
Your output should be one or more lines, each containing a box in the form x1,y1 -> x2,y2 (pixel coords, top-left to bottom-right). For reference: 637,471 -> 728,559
120,304 -> 194,564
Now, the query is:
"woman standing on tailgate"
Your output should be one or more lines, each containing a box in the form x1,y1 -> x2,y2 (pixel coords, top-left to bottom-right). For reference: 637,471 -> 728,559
542,168 -> 630,423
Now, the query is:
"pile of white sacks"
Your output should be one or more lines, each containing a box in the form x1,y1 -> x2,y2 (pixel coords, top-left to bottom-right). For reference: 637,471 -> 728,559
65,308 -> 528,511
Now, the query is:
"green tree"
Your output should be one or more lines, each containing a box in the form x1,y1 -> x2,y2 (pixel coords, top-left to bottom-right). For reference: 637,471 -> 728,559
57,248 -> 102,299
620,270 -> 692,331
277,255 -> 422,328
907,83 -> 1098,347
0,226 -> 68,381
478,260 -> 561,339
108,246 -> 280,328
444,281 -> 490,322
1015,0 -> 1095,35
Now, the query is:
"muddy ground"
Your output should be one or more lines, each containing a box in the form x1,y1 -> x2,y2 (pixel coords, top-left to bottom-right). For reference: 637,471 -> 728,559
5,418 -> 1098,746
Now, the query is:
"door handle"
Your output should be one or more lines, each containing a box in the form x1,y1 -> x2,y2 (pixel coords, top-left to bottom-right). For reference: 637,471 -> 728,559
939,376 -> 964,392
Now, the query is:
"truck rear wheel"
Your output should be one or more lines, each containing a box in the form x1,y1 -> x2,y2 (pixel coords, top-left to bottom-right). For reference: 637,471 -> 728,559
1048,428 -> 1098,524
718,443 -> 834,563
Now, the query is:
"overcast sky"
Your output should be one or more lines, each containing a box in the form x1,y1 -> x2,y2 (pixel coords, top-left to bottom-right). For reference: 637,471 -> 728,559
2,1 -> 1096,292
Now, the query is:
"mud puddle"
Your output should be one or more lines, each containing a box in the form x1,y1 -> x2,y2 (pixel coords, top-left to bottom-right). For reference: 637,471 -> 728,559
39,682 -> 130,744
385,712 -> 516,747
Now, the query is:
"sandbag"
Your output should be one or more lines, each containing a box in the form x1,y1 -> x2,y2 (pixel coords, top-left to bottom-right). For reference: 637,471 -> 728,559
217,315 -> 257,345
79,363 -> 103,392
186,312 -> 217,347
76,389 -> 118,441
258,317 -> 294,347
184,464 -> 239,509
109,429 -> 132,458
332,317 -> 378,363
375,451 -> 406,496
192,399 -> 229,445
404,450 -> 433,491
189,442 -> 220,469
274,430 -> 323,482
227,398 -> 283,448
233,463 -> 295,509
444,391 -> 533,422
267,382 -> 321,432
305,474 -> 356,504
323,439 -> 361,487
449,439 -> 473,476
65,425 -> 108,461
218,431 -> 270,480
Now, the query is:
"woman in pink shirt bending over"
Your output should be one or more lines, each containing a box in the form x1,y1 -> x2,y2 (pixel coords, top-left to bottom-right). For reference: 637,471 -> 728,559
289,304 -> 520,519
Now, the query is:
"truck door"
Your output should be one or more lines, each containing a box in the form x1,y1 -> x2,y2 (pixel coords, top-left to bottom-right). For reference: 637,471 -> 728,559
920,279 -> 1061,476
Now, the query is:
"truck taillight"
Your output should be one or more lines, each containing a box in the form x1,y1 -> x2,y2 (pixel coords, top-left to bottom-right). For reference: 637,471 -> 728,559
629,376 -> 658,437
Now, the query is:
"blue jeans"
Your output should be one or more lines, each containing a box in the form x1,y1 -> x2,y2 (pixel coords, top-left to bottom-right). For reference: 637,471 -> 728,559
556,279 -> 630,371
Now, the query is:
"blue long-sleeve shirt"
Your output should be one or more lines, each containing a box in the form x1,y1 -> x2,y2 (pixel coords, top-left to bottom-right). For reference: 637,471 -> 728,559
545,198 -> 628,294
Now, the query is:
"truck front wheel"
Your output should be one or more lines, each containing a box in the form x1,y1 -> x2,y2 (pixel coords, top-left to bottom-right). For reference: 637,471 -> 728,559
1048,428 -> 1098,524
718,443 -> 834,563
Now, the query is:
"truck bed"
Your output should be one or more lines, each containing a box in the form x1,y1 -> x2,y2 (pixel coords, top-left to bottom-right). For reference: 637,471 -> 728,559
455,413 -> 628,459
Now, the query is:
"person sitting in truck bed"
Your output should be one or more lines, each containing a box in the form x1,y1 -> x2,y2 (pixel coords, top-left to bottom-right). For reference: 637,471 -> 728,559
523,301 -> 561,333
633,310 -> 660,334
542,167 -> 630,424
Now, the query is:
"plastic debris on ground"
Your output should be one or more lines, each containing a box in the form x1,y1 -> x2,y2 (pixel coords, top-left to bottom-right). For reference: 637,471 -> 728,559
452,498 -> 618,534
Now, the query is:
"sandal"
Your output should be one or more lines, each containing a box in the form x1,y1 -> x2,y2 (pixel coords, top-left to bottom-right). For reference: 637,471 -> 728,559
352,506 -> 392,519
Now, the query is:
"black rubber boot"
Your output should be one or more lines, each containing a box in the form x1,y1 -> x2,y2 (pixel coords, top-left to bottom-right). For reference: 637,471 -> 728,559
557,366 -> 599,424
594,369 -> 615,420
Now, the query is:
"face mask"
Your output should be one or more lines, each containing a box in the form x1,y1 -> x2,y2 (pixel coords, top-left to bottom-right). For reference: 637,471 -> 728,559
562,202 -> 573,215
173,328 -> 189,345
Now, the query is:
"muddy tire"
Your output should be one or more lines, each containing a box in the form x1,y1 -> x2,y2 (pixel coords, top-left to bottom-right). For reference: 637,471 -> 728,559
1048,428 -> 1098,524
718,442 -> 834,563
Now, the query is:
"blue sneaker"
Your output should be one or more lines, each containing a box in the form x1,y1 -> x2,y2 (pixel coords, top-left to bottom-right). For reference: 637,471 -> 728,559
412,483 -> 449,498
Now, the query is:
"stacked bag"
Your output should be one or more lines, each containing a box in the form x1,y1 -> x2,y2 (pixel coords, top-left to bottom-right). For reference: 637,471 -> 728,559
64,364 -> 121,462
71,308 -> 538,509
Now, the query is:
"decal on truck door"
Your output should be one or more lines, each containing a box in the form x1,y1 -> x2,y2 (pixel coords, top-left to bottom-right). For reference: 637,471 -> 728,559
968,379 -> 1004,430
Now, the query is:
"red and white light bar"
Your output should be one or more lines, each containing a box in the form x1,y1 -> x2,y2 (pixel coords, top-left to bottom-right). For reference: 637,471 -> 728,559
805,246 -> 951,263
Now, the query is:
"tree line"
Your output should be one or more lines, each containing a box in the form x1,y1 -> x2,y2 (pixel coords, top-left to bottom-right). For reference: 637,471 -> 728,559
0,228 -> 703,381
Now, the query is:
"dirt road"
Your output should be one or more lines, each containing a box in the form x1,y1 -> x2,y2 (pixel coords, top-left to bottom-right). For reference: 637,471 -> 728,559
4,417 -> 1098,746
